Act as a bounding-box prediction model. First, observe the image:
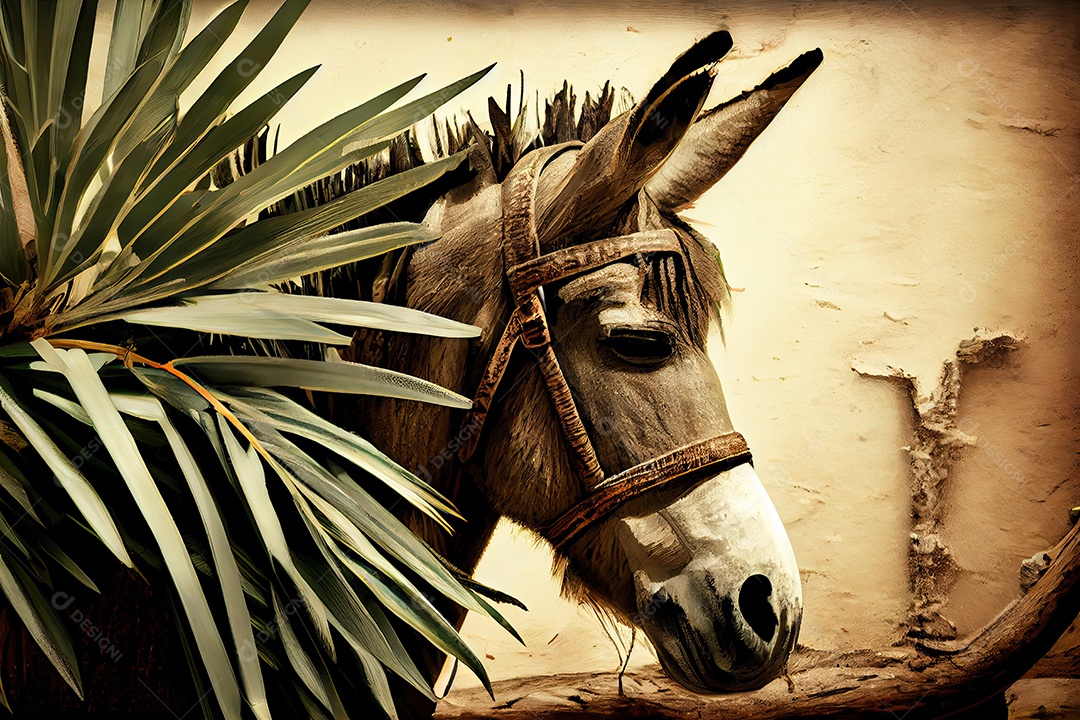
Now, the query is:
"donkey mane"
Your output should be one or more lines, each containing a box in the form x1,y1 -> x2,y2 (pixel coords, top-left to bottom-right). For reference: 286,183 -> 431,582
218,75 -> 730,347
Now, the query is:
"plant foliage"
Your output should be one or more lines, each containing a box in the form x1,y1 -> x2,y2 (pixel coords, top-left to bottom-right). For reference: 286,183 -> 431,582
0,1 -> 503,717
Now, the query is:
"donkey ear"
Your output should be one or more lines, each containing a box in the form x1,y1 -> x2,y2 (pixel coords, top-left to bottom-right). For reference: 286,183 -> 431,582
645,48 -> 823,212
536,31 -> 734,247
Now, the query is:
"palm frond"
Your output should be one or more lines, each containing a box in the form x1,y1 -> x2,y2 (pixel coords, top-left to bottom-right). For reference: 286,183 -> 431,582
0,1 -> 509,716
32,340 -> 244,720
113,392 -> 271,720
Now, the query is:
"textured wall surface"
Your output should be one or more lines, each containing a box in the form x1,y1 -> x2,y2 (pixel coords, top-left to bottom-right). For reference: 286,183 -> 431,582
183,0 -> 1080,711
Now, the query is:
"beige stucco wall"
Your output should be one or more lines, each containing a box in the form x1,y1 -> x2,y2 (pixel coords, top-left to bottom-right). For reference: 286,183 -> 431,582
181,0 -> 1080,703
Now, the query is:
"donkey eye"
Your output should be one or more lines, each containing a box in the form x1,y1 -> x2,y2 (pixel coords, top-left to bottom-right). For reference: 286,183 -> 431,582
600,329 -> 675,366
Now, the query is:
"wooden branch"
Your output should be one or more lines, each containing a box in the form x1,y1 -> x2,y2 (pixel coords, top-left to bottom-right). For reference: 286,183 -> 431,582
1026,642 -> 1080,679
437,519 -> 1080,719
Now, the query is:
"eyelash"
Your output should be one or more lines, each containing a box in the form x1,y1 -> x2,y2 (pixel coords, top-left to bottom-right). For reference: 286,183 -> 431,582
599,329 -> 676,366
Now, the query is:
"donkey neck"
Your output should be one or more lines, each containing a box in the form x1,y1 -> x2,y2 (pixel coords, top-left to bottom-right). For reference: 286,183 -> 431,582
367,183 -> 512,573
354,185 -> 520,720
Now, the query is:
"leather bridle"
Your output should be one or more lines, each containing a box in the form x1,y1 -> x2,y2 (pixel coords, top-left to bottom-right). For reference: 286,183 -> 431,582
456,147 -> 753,550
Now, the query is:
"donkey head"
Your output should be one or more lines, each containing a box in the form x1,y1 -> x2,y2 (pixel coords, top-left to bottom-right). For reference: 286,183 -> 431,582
417,31 -> 821,693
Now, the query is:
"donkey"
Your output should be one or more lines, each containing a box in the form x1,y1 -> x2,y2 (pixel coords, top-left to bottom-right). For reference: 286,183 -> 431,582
350,30 -> 824,718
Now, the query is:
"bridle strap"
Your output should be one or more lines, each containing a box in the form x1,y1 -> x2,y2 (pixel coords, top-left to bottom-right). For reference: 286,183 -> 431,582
500,147 -> 550,271
457,149 -> 605,479
456,146 -> 754,549
544,432 -> 752,549
456,308 -> 523,465
507,229 -> 684,301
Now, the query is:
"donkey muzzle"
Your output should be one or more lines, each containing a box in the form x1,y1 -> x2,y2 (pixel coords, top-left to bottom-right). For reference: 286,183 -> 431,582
618,464 -> 802,692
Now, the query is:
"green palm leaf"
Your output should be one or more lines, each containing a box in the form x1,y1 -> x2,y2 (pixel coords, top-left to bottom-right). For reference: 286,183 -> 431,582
0,554 -> 82,697
114,65 -> 319,262
225,386 -> 459,526
31,340 -> 243,720
112,392 -> 271,720
175,356 -> 472,408
150,0 -> 308,181
35,533 -> 98,593
43,52 -> 168,283
273,588 -> 335,713
119,66 -> 490,294
218,416 -> 335,658
163,152 -> 467,293
0,110 -> 27,286
0,444 -> 40,522
0,376 -> 130,567
120,293 -> 478,343
329,523 -> 492,692
0,0 -> 517,715
291,502 -> 435,703
207,221 -> 441,292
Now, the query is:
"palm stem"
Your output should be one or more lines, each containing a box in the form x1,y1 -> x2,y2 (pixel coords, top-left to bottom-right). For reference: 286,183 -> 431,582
47,338 -> 274,462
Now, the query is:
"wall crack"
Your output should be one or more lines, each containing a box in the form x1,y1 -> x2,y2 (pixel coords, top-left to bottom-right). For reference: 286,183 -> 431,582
852,327 -> 1026,642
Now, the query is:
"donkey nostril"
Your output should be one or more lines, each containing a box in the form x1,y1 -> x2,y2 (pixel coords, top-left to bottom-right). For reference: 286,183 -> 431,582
738,574 -> 778,643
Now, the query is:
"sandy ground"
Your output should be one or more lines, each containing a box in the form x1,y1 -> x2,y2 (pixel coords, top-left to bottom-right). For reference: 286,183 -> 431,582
177,1 -> 1080,714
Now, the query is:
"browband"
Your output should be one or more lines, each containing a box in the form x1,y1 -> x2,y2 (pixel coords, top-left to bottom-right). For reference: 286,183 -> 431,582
507,229 -> 684,301
457,147 -> 753,550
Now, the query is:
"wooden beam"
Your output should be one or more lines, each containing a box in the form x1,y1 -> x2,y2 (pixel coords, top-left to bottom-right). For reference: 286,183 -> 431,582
438,520 -> 1080,719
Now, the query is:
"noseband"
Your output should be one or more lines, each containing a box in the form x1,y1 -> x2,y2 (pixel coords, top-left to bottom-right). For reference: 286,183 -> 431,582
457,147 -> 752,550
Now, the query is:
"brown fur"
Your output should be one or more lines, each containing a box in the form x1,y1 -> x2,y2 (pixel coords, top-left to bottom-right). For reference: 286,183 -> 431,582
363,38 -> 820,719
231,32 -> 821,718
